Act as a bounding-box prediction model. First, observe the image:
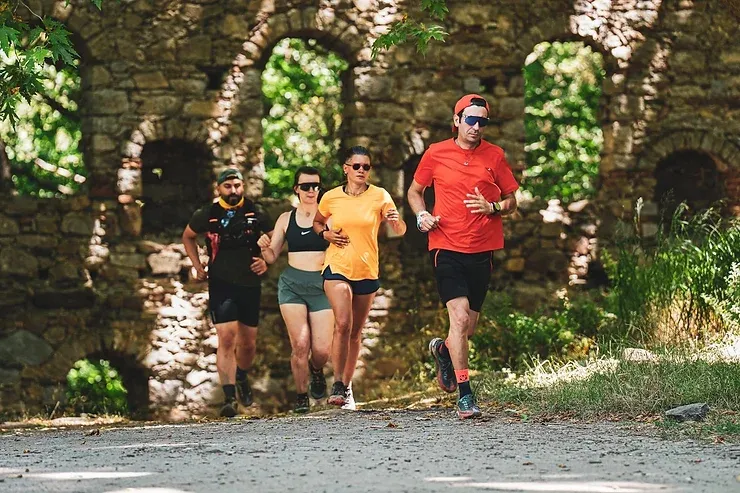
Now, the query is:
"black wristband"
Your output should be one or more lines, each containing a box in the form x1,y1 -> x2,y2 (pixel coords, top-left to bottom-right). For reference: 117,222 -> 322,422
318,229 -> 326,238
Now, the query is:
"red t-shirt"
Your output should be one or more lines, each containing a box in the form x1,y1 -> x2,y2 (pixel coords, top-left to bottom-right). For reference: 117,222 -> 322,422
413,138 -> 519,253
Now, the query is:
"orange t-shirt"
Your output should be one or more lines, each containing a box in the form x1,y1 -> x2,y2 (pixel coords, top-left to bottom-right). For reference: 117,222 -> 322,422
413,138 -> 519,253
318,184 -> 396,280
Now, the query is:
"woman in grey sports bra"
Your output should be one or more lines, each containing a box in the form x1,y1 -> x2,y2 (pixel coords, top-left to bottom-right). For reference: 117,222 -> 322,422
258,166 -> 332,414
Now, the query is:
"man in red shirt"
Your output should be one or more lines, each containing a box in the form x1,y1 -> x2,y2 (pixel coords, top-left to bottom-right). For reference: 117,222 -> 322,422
407,94 -> 519,418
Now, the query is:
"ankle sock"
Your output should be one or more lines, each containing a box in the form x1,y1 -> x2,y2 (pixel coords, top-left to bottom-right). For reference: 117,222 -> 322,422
223,384 -> 236,400
455,369 -> 472,398
297,392 -> 308,401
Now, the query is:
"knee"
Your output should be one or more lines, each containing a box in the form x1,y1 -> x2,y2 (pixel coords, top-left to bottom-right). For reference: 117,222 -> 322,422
311,347 -> 329,363
334,317 -> 352,335
448,309 -> 470,333
219,331 -> 237,350
291,339 -> 310,360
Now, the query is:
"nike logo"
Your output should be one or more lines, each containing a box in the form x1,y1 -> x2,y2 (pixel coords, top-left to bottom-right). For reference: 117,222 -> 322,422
301,231 -> 311,235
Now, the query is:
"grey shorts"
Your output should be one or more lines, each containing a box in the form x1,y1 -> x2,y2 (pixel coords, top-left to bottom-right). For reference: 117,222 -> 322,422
278,265 -> 331,312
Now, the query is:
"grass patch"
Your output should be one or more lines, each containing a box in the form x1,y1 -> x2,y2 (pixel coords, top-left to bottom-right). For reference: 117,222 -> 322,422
479,357 -> 740,418
655,413 -> 740,442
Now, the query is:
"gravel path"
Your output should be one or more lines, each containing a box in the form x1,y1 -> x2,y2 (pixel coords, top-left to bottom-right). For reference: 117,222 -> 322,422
1,409 -> 739,493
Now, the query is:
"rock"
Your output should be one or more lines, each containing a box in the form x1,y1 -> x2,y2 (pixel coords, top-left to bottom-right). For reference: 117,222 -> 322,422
665,403 -> 710,422
110,253 -> 147,270
133,72 -> 169,90
0,248 -> 38,278
0,214 -> 19,236
61,213 -> 94,236
0,331 -> 54,366
622,348 -> 658,362
49,262 -> 80,282
148,251 -> 183,275
0,368 -> 21,385
150,379 -> 183,405
186,370 -> 214,388
33,288 -> 96,309
136,240 -> 165,254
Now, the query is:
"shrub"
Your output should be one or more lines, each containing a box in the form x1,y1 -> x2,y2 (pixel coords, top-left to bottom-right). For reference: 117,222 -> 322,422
66,359 -> 128,415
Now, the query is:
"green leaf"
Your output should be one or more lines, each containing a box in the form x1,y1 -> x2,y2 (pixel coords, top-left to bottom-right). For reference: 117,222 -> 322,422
44,19 -> 79,65
0,24 -> 21,55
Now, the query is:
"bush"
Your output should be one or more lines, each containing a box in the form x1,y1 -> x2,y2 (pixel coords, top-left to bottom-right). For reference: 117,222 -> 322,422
66,359 -> 128,415
603,202 -> 740,343
471,292 -> 612,371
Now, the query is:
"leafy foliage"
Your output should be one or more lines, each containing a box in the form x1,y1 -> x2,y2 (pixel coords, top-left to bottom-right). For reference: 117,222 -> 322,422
66,358 -> 128,415
0,51 -> 84,196
472,292 -> 612,370
0,0 -> 112,123
262,38 -> 348,197
523,41 -> 605,203
372,0 -> 448,58
603,202 -> 740,343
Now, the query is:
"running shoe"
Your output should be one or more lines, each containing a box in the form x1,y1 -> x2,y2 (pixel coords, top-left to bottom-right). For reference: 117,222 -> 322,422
235,374 -> 253,407
294,394 -> 310,414
220,398 -> 238,418
327,381 -> 347,406
341,381 -> 356,411
429,338 -> 457,393
457,394 -> 482,419
309,365 -> 327,400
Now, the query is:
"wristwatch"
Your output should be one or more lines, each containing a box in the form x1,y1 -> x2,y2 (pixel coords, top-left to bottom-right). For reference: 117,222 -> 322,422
489,202 -> 502,215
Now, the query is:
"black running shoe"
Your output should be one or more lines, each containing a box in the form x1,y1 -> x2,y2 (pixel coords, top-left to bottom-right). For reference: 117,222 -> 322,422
327,381 -> 347,406
220,398 -> 238,418
294,394 -> 310,414
429,337 -> 457,393
309,366 -> 327,400
236,374 -> 253,407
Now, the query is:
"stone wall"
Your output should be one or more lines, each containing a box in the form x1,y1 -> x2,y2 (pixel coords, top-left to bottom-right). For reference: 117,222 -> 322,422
1,0 -> 739,418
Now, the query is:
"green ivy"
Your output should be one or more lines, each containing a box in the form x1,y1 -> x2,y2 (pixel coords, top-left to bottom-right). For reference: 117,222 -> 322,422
262,38 -> 348,198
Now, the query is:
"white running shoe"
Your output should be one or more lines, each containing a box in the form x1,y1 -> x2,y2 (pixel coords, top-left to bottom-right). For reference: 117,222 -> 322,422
341,381 -> 356,410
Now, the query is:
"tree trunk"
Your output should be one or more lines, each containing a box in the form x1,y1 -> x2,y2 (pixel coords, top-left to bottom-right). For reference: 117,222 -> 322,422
0,138 -> 11,194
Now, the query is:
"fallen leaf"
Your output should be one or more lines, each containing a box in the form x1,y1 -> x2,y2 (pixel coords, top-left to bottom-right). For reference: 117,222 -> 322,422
86,429 -> 100,437
523,461 -> 533,466
386,422 -> 398,428
558,464 -> 567,469
692,459 -> 702,463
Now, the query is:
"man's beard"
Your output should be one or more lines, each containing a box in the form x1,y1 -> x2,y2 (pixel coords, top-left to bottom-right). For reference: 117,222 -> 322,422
225,193 -> 241,206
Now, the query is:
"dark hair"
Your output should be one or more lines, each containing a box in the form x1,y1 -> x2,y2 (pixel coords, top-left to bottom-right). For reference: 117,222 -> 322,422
344,145 -> 371,163
456,96 -> 488,117
293,166 -> 321,188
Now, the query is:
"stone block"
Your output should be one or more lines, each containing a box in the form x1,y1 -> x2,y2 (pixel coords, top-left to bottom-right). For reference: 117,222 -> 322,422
49,262 -> 80,282
0,214 -> 19,236
87,90 -> 129,115
61,212 -> 94,236
0,248 -> 38,278
148,251 -> 184,275
0,330 -> 54,366
0,368 -> 20,386
33,288 -> 96,309
183,101 -> 224,118
133,72 -> 170,90
504,257 -> 526,272
179,35 -> 212,63
136,95 -> 183,115
4,196 -> 38,216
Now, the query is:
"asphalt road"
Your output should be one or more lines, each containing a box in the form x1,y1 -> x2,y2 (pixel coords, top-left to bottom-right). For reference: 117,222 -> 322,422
1,409 -> 739,493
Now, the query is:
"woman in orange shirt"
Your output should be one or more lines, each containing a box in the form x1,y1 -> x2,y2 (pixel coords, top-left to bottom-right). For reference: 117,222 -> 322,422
313,146 -> 407,407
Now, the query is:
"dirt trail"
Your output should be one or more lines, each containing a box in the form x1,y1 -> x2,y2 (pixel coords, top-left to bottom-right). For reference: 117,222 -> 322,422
1,409 -> 739,493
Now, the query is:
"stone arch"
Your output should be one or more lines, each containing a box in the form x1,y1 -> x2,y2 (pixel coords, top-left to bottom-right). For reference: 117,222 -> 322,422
653,149 -> 725,221
202,7 -> 367,193
637,131 -> 739,172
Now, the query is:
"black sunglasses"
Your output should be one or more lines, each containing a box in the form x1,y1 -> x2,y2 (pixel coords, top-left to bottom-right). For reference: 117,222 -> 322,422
462,115 -> 489,127
297,182 -> 321,192
350,163 -> 372,171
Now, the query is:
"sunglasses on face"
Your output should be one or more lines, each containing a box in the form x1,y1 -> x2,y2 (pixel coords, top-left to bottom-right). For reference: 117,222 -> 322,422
462,115 -> 489,127
297,182 -> 321,192
350,163 -> 372,171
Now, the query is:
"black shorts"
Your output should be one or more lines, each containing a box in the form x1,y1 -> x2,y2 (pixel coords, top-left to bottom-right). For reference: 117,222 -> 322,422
209,277 -> 261,327
430,249 -> 493,312
322,266 -> 380,295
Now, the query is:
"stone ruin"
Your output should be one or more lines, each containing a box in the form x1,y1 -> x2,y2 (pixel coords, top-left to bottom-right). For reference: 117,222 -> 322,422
1,0 -> 738,419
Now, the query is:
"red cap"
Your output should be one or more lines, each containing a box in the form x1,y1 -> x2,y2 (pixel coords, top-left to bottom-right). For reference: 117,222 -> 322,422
454,94 -> 490,116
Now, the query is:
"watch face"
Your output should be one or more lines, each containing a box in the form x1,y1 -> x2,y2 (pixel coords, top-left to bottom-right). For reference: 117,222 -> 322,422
494,202 -> 502,211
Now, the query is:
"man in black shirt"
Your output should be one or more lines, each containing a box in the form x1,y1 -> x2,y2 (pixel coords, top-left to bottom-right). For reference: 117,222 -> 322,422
182,168 -> 274,417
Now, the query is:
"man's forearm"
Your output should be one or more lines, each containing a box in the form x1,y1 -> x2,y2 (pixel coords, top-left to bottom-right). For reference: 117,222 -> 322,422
407,189 -> 427,216
182,237 -> 202,268
499,194 -> 517,216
